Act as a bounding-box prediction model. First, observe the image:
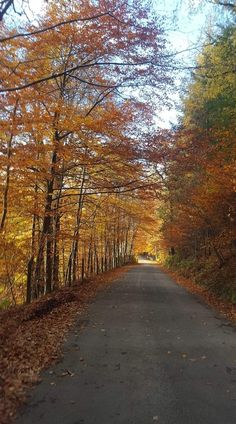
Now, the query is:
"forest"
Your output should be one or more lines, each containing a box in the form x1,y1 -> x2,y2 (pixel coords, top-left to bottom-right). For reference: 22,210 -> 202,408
0,0 -> 235,307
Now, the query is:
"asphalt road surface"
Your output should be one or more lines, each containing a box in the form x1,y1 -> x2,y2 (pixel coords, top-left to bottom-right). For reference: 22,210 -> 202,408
16,264 -> 236,424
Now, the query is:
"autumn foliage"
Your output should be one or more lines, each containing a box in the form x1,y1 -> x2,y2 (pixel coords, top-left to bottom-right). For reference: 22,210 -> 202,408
0,1 -> 235,306
0,0 -> 172,305
0,2 -> 235,421
156,25 -> 236,301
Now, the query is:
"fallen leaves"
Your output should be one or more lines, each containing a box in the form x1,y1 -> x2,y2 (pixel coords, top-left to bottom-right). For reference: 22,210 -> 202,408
0,266 -> 129,424
60,369 -> 75,377
160,267 -> 236,324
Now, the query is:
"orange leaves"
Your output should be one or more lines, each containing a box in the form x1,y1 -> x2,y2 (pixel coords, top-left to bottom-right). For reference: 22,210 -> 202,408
155,120 -> 236,261
0,0 -> 173,304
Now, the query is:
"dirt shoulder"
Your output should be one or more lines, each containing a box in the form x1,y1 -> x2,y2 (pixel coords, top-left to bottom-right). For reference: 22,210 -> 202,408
0,266 -> 130,424
159,265 -> 236,325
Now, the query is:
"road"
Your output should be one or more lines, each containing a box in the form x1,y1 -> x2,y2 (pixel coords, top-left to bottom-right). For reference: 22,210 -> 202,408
16,264 -> 236,424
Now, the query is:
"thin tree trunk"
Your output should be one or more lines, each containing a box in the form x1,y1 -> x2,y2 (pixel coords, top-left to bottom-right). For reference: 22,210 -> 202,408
66,167 -> 86,285
0,99 -> 18,230
52,165 -> 65,289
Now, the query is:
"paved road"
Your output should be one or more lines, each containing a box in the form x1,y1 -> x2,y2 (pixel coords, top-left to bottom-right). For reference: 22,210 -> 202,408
16,264 -> 236,424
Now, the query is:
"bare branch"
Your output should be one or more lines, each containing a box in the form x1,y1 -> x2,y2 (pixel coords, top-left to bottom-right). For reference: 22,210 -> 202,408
85,87 -> 118,116
0,10 -> 119,42
0,0 -> 14,21
0,60 -> 209,93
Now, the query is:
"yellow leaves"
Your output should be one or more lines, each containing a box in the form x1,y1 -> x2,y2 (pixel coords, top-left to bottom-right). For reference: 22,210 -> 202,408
0,0 -> 170,310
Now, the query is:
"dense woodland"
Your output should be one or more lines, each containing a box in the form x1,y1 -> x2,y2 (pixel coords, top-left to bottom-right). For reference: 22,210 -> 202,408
0,0 -> 235,306
157,19 -> 236,301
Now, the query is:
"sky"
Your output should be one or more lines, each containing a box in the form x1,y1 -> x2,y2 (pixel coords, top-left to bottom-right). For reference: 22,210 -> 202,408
153,0 -> 234,127
152,0 -> 215,127
12,0 -> 226,128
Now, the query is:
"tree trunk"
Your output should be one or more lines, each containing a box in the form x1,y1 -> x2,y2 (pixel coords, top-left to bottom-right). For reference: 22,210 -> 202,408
0,99 -> 18,230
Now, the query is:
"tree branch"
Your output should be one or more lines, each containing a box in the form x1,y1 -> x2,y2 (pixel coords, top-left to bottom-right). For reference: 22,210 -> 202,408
0,0 -> 13,21
0,10 -> 118,42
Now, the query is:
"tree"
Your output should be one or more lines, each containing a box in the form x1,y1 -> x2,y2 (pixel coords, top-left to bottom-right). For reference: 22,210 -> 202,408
0,0 -> 173,304
155,24 -> 235,301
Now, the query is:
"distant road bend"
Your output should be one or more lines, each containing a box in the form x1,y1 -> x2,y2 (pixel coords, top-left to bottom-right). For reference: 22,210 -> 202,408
16,263 -> 236,424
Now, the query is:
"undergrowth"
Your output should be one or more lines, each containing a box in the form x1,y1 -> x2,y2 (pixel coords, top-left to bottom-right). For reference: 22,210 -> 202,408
163,254 -> 236,304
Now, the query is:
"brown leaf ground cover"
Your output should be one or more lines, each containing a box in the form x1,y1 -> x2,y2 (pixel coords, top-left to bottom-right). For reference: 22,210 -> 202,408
0,266 -> 129,424
160,266 -> 236,325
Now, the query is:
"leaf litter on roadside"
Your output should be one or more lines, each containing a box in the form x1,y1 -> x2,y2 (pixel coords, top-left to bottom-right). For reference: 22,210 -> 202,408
0,266 -> 129,424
